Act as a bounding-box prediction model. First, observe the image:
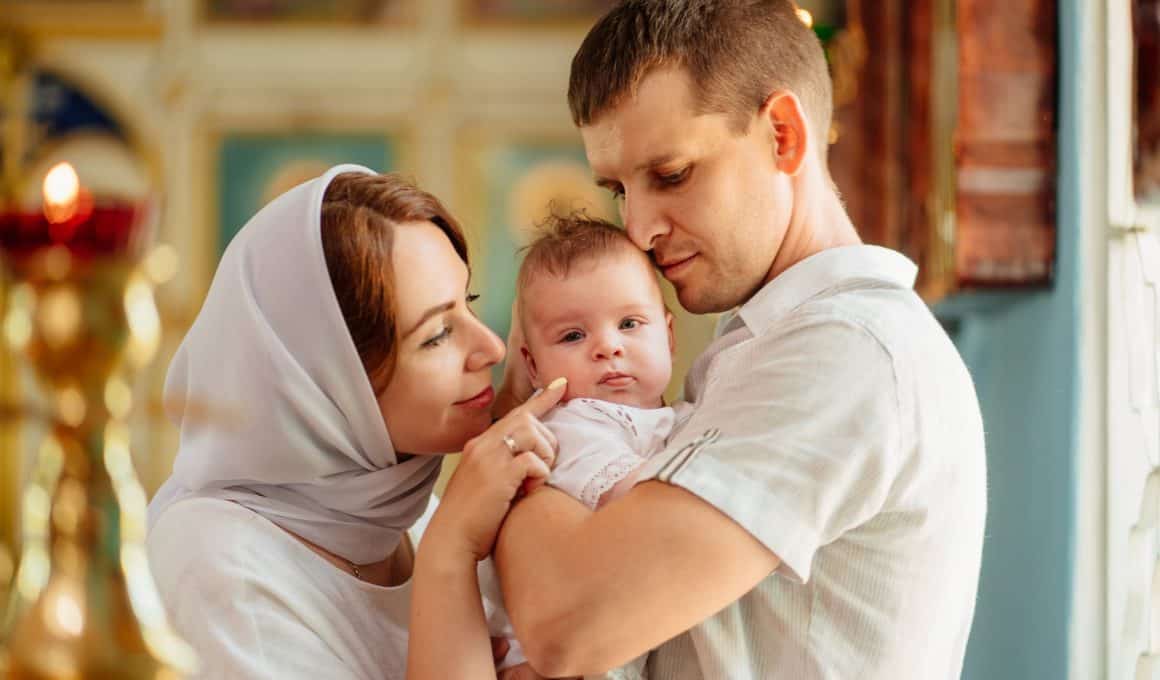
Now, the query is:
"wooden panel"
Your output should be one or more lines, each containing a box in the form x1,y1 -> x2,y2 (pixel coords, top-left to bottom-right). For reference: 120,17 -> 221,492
1136,0 -> 1160,202
828,0 -> 906,250
954,0 -> 1056,286
903,0 -> 939,297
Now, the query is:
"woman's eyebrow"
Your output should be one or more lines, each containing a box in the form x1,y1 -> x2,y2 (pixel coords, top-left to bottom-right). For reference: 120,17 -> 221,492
402,301 -> 455,338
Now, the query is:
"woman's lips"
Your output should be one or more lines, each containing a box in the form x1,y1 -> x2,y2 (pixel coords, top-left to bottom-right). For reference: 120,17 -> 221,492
455,385 -> 495,408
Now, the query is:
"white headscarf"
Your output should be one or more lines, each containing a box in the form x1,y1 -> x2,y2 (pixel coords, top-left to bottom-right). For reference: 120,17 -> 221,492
147,164 -> 442,564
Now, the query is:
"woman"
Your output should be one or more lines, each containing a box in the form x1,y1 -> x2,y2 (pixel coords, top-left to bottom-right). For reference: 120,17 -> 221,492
146,164 -> 564,679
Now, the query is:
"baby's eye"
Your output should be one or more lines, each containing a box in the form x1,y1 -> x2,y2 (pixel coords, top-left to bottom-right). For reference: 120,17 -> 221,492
620,318 -> 641,330
560,330 -> 584,343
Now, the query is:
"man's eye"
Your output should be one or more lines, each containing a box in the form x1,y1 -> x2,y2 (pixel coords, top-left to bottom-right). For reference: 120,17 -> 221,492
658,167 -> 691,186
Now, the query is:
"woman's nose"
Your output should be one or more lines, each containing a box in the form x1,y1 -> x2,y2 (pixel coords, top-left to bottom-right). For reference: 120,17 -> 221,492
466,318 -> 506,371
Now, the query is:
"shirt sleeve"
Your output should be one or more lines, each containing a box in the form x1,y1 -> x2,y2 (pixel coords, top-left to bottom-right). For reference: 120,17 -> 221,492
544,400 -> 646,510
635,315 -> 906,583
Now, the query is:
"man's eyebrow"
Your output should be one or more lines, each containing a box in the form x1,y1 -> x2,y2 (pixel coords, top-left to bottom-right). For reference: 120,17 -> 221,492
402,301 -> 455,338
594,153 -> 681,189
635,153 -> 679,172
593,153 -> 683,189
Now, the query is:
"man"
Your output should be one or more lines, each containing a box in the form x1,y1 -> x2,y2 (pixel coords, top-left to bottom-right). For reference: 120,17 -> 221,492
495,2 -> 986,678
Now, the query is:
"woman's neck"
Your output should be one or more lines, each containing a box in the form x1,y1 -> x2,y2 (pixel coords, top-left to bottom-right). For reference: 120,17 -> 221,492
287,530 -> 414,587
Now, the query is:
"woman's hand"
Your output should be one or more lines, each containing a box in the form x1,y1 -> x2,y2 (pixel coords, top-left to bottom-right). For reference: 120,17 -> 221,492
409,379 -> 566,680
431,377 -> 567,561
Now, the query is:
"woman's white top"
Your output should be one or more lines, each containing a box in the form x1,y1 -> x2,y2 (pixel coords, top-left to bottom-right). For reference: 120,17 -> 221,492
149,496 -> 513,679
547,398 -> 693,509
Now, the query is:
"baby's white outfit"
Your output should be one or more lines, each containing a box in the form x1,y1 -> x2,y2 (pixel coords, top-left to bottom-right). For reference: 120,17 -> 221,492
488,397 -> 692,680
546,398 -> 692,510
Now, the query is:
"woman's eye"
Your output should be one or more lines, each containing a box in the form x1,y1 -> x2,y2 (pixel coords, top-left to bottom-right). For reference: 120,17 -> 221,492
620,318 -> 640,330
422,326 -> 452,348
466,293 -> 480,304
560,331 -> 584,343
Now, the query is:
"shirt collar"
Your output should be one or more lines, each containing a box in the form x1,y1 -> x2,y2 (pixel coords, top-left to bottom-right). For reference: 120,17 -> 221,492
721,245 -> 918,337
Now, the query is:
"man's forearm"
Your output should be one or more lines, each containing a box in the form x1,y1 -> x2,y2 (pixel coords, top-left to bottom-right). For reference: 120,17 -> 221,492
494,487 -> 611,674
494,482 -> 782,676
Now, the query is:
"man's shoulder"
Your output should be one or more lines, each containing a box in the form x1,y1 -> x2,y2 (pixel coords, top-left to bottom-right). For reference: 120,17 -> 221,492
749,282 -> 941,370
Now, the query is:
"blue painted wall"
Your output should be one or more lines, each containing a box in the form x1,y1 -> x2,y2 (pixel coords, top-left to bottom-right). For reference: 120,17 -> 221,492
946,2 -> 1085,677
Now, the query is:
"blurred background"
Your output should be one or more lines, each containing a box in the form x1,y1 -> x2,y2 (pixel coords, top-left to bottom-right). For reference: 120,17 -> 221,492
0,0 -> 1155,678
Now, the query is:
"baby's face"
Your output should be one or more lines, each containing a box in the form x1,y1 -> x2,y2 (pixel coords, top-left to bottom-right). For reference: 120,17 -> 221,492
521,250 -> 674,409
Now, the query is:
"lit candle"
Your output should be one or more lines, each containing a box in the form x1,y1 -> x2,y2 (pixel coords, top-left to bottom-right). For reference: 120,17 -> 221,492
42,162 -> 80,225
0,162 -> 145,260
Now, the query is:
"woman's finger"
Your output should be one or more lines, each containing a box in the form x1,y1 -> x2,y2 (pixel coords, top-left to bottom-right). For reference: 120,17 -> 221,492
490,637 -> 510,664
504,422 -> 555,469
531,418 -> 558,454
513,450 -> 551,481
508,376 -> 567,419
525,428 -> 557,470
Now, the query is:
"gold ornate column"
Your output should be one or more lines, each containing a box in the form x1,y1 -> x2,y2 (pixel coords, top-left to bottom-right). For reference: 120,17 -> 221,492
0,19 -> 195,680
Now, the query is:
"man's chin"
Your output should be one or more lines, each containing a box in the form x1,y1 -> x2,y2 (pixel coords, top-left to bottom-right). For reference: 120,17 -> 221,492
675,285 -> 728,315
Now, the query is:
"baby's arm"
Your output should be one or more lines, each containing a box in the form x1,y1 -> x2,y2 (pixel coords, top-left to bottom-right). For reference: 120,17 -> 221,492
595,465 -> 644,508
544,401 -> 643,511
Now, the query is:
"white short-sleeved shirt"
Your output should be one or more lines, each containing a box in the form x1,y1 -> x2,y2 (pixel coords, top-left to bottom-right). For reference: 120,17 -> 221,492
635,245 -> 987,680
546,398 -> 692,509
148,496 -> 518,679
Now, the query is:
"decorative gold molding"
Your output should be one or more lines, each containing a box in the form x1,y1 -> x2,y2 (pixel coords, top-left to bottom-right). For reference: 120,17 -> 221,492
1,2 -> 162,39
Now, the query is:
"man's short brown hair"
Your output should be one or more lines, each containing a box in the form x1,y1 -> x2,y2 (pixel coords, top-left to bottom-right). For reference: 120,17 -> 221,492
568,0 -> 832,142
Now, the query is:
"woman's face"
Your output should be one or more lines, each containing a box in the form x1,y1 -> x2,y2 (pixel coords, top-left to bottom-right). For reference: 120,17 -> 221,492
378,221 -> 506,455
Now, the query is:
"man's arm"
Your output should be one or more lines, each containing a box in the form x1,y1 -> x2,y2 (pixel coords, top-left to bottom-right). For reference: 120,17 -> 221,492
494,481 -> 780,677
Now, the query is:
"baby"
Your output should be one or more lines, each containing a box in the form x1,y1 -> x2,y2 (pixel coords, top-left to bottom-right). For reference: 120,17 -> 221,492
516,212 -> 691,510
491,213 -> 687,680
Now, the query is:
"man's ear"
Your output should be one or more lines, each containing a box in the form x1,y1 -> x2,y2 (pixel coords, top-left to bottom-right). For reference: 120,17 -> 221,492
759,90 -> 810,176
521,346 -> 540,387
665,309 -> 676,356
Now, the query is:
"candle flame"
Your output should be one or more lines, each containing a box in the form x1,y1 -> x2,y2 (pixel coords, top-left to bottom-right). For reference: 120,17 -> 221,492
43,162 -> 81,225
795,7 -> 814,27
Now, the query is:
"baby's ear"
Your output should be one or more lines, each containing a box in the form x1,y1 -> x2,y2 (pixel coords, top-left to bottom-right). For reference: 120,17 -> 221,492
665,310 -> 676,355
521,346 -> 540,386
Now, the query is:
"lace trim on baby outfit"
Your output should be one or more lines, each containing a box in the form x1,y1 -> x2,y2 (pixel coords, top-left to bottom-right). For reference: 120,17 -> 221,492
575,398 -> 640,438
579,453 -> 645,509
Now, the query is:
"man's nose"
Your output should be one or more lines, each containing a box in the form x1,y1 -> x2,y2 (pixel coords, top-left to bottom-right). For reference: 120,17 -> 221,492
623,192 -> 668,253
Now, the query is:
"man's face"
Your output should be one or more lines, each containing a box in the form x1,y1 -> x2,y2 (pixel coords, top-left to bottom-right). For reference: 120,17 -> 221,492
580,67 -> 795,314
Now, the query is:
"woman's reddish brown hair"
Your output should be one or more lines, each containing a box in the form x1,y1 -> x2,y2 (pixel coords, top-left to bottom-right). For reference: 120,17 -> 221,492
320,172 -> 469,393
